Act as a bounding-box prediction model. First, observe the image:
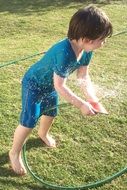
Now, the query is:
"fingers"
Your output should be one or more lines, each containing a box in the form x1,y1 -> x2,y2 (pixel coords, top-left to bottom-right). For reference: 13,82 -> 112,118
87,108 -> 97,116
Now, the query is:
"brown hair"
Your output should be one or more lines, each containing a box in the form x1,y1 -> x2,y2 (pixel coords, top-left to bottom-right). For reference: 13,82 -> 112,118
67,5 -> 113,40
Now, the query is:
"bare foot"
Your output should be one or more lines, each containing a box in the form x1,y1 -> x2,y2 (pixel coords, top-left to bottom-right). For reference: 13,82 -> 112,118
9,150 -> 27,175
38,133 -> 56,147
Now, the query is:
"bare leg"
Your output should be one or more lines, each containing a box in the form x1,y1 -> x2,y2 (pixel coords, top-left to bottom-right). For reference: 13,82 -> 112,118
9,124 -> 32,175
38,115 -> 56,147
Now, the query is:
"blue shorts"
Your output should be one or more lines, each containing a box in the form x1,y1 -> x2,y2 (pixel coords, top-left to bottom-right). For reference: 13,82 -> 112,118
20,78 -> 59,128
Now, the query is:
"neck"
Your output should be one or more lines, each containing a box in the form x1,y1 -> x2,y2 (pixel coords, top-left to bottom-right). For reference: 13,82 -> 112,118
69,39 -> 83,60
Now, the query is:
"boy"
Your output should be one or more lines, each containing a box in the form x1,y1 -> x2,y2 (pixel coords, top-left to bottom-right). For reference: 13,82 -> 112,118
9,5 -> 113,175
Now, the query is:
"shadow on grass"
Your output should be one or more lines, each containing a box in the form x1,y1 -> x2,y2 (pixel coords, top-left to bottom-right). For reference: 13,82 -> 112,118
26,137 -> 46,150
0,137 -> 47,173
0,151 -> 9,165
0,178 -> 48,190
25,135 -> 63,150
0,149 -> 52,190
0,151 -> 24,177
0,0 -> 111,15
0,138 -> 42,176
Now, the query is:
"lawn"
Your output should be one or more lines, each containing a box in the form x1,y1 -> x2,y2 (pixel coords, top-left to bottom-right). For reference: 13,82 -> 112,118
0,0 -> 127,190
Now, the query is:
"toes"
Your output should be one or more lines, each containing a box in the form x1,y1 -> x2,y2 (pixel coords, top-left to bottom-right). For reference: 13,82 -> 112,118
19,168 -> 27,176
41,136 -> 56,148
13,166 -> 27,175
9,152 -> 27,175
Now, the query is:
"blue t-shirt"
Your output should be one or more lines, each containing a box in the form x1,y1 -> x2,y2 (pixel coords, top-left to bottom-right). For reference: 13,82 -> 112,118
23,38 -> 93,92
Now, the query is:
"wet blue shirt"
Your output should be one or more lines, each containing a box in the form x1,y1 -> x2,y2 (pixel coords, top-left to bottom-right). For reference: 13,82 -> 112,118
23,38 -> 93,92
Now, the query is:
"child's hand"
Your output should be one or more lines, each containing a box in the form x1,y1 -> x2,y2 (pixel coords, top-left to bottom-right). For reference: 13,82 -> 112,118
80,102 -> 97,116
88,101 -> 108,114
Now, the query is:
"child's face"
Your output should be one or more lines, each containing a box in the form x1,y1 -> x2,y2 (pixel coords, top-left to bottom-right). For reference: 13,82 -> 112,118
82,37 -> 106,52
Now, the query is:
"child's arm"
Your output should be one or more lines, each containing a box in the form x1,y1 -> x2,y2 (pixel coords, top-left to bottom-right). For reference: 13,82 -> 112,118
77,66 -> 108,114
53,73 -> 96,116
77,65 -> 98,102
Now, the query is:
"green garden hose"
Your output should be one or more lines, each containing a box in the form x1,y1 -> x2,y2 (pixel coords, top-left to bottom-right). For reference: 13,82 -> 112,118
0,30 -> 127,69
0,51 -> 45,68
22,143 -> 127,190
22,103 -> 127,190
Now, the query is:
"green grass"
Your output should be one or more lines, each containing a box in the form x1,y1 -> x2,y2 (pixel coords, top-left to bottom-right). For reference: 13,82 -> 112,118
0,0 -> 127,190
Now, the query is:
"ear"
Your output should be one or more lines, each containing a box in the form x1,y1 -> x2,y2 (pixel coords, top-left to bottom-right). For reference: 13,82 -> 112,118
83,38 -> 93,43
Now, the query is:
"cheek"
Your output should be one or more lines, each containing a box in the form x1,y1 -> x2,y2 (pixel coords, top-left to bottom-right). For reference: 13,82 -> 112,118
97,41 -> 104,47
95,43 -> 101,48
